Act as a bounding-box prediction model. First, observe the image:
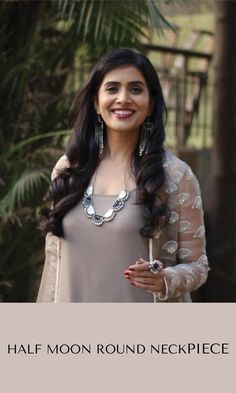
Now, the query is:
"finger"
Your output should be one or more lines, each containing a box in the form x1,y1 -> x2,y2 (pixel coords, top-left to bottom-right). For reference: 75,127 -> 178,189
131,281 -> 158,291
131,278 -> 164,293
127,260 -> 149,271
129,270 -> 165,280
124,270 -> 150,279
135,258 -> 145,265
128,271 -> 154,280
130,271 -> 165,290
131,276 -> 159,285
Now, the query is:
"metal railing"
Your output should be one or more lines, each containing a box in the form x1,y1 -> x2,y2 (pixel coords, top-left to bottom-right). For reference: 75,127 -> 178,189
143,33 -> 214,150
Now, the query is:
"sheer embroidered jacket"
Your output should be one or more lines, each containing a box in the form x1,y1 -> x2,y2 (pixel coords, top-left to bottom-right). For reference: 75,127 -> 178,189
37,151 -> 209,302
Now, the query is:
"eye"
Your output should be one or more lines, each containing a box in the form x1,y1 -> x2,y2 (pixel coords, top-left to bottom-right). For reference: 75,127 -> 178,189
105,86 -> 118,94
130,86 -> 143,94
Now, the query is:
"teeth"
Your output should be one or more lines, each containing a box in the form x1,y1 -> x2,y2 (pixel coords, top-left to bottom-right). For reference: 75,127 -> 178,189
113,110 -> 133,115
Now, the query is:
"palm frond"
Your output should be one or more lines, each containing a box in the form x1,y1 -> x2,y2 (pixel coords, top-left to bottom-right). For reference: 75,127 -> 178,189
58,0 -> 172,49
146,0 -> 175,32
4,130 -> 69,159
0,169 -> 50,218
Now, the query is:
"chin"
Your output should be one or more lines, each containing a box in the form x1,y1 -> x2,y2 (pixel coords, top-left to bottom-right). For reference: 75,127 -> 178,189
108,122 -> 141,133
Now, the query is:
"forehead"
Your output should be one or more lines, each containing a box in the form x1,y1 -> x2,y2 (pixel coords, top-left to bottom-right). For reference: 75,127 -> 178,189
101,65 -> 147,85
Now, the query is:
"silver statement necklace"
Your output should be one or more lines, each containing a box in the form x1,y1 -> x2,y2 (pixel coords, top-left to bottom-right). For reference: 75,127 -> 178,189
82,170 -> 130,226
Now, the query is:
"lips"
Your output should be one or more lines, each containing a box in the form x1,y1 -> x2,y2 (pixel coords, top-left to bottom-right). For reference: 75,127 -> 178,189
111,109 -> 135,119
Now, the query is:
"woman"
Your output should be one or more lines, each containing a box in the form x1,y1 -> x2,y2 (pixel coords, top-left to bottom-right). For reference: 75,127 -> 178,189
37,48 -> 209,303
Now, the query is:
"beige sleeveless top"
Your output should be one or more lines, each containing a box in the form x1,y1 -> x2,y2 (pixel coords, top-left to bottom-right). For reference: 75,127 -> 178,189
58,190 -> 153,302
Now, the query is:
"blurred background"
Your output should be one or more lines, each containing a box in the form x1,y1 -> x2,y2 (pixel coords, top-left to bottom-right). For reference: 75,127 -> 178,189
0,0 -> 235,302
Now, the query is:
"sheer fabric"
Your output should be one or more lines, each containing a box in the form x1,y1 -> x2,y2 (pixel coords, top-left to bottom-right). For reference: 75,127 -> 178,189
154,151 -> 209,300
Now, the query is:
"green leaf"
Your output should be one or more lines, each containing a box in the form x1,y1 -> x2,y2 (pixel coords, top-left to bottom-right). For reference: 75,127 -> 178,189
4,130 -> 69,159
0,169 -> 50,218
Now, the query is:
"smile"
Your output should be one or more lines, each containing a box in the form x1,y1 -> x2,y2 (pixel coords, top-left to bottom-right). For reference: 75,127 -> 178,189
111,109 -> 135,118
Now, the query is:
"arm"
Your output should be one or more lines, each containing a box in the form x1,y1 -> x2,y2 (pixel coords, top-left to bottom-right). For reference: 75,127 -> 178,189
158,167 -> 209,300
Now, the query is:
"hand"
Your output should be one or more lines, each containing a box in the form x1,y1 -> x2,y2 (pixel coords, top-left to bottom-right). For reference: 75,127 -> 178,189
124,258 -> 166,295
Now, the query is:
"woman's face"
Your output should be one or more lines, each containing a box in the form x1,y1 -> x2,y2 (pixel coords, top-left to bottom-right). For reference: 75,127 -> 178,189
95,65 -> 152,135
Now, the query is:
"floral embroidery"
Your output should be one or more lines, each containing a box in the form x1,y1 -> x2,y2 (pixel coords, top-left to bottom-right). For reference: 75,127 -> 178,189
192,196 -> 202,209
186,168 -> 193,181
174,171 -> 184,185
169,274 -> 181,291
178,248 -> 192,259
162,241 -> 178,254
168,193 -> 190,209
196,254 -> 208,267
168,211 -> 179,224
176,264 -> 193,273
185,274 -> 194,289
196,263 -> 208,274
179,220 -> 191,232
165,182 -> 178,194
193,225 -> 205,238
178,193 -> 190,205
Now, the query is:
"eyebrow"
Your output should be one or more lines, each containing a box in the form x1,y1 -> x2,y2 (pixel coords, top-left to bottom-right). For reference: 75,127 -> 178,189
104,80 -> 145,86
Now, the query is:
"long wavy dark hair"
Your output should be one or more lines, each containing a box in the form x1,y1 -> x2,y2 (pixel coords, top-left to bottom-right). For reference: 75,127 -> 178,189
41,48 -> 168,238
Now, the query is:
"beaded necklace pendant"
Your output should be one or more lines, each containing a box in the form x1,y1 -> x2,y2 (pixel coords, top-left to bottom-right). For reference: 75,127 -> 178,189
82,185 -> 130,226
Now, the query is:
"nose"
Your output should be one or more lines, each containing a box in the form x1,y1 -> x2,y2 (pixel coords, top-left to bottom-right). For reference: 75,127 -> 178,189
116,88 -> 131,104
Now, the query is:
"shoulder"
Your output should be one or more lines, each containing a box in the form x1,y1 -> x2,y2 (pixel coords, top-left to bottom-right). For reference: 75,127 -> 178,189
163,150 -> 201,200
51,154 -> 70,181
163,150 -> 192,176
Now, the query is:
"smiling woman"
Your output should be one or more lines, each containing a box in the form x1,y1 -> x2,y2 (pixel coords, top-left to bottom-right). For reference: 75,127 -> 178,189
38,48 -> 209,303
96,65 -> 152,136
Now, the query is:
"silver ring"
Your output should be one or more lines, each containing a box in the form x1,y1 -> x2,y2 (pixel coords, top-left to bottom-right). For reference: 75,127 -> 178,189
149,260 -> 163,275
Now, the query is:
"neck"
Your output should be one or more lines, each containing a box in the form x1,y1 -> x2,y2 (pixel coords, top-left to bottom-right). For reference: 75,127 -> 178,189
104,129 -> 139,163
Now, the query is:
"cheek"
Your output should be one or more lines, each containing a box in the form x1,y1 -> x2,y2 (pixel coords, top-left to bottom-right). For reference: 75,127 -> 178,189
137,97 -> 152,115
136,93 -> 150,107
98,97 -> 113,113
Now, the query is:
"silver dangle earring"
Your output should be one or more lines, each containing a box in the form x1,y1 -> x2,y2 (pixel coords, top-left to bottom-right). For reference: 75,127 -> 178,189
95,113 -> 104,158
139,119 -> 153,156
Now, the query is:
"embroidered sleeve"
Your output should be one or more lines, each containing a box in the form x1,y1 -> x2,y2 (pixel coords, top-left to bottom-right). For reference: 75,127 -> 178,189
158,167 -> 209,300
37,155 -> 67,302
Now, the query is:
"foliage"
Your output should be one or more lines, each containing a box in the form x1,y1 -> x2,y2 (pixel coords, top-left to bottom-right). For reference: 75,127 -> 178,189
0,0 -> 170,301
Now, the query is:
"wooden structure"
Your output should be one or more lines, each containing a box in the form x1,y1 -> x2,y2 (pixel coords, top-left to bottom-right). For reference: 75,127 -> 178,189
143,29 -> 214,148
